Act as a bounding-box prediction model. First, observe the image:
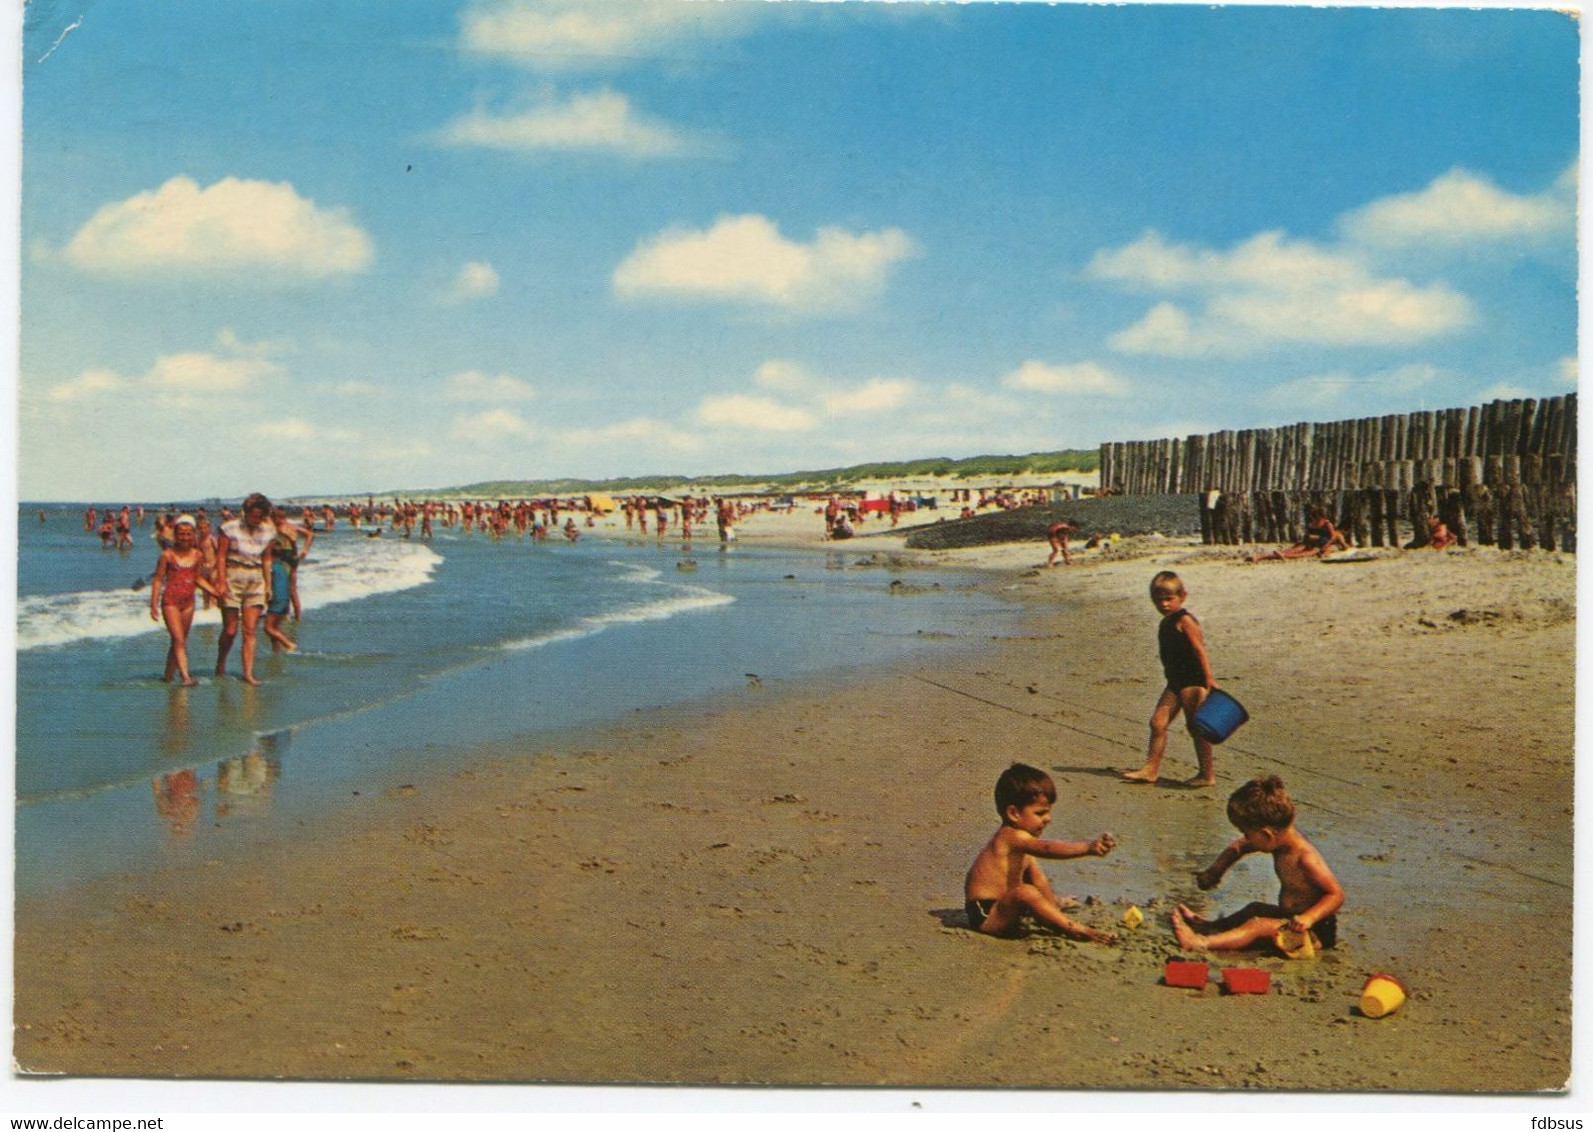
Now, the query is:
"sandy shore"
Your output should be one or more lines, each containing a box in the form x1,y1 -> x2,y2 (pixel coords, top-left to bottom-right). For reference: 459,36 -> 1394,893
14,508 -> 1576,1095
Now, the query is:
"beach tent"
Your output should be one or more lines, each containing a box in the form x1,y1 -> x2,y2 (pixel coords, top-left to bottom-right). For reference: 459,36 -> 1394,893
586,493 -> 617,514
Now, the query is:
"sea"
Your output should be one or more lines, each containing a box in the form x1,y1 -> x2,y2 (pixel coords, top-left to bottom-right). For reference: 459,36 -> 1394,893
15,506 -> 1025,897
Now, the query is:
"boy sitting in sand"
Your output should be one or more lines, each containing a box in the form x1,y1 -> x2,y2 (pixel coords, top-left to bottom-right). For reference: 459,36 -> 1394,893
1172,774 -> 1344,954
964,763 -> 1118,943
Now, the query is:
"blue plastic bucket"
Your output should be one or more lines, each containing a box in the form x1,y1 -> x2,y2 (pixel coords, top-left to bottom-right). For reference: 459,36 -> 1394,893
1190,688 -> 1249,744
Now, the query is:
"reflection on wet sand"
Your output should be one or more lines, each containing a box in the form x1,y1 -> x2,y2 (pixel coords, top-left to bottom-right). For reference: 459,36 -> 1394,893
159,685 -> 192,756
216,748 -> 279,820
151,730 -> 288,834
214,679 -> 261,730
151,769 -> 200,836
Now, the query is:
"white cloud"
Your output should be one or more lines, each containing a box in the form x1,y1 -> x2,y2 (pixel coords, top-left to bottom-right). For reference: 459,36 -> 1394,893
1262,364 -> 1443,408
57,176 -> 373,279
46,368 -> 124,402
614,214 -> 916,311
460,0 -> 750,69
443,370 -> 535,401
1475,381 -> 1536,402
559,416 -> 702,452
259,418 -> 318,441
440,261 -> 501,305
1002,360 -> 1129,396
1341,167 -> 1573,249
216,328 -> 295,358
696,393 -> 816,432
821,377 -> 916,415
1092,229 -> 1368,292
371,440 -> 435,462
450,408 -> 537,441
147,350 -> 279,393
44,334 -> 286,408
941,382 -> 1025,418
1107,303 -> 1211,355
439,90 -> 692,158
752,359 -> 820,396
1092,230 -> 1472,356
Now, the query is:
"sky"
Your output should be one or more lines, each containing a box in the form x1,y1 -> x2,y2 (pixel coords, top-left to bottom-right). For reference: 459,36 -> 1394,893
14,0 -> 1580,503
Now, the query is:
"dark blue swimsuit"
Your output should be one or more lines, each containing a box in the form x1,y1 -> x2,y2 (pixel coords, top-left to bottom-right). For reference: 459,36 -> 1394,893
1158,608 -> 1206,690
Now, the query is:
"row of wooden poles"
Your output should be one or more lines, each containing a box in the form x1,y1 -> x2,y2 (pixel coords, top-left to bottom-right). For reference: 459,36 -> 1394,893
1098,395 -> 1577,551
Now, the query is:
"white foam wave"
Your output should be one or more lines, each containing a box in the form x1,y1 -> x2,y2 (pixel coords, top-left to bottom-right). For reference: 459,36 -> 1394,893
609,560 -> 663,584
301,538 -> 441,612
17,538 -> 442,651
501,584 -> 734,652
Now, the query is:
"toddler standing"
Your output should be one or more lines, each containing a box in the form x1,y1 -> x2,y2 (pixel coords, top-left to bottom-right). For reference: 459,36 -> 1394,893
1123,570 -> 1217,787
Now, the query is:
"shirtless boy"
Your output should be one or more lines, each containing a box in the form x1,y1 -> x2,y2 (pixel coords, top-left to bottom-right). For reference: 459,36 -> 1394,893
1046,519 -> 1078,567
1172,774 -> 1344,953
965,763 -> 1118,943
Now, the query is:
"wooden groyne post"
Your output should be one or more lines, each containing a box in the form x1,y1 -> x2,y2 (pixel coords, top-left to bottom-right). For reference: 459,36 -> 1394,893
1099,395 -> 1576,551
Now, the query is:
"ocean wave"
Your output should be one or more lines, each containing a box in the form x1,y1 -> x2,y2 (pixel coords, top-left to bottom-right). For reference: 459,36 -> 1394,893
17,538 -> 442,651
501,581 -> 734,652
609,560 -> 663,584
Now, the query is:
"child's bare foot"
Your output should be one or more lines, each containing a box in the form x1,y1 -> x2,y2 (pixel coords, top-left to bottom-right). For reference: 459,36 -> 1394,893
181,675 -> 198,687
1121,767 -> 1157,784
1171,907 -> 1208,950
1087,928 -> 1117,944
1176,902 -> 1209,925
242,675 -> 262,687
1183,775 -> 1216,788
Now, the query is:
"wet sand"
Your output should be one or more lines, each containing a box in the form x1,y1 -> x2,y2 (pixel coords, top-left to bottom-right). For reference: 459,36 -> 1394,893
13,511 -> 1576,1096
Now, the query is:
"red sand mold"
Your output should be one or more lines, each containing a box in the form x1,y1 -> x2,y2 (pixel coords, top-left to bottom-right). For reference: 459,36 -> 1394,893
1163,960 -> 1209,988
1221,968 -> 1271,995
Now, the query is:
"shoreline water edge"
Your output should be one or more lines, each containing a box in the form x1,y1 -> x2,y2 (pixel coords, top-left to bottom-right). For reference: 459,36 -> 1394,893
13,504 -> 1576,1094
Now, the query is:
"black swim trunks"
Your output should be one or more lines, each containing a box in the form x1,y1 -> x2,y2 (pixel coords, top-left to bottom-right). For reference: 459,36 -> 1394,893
966,898 -> 997,931
1313,912 -> 1338,950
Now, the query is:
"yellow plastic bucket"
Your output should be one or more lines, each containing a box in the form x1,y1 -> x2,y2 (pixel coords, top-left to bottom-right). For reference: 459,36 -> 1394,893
1360,973 -> 1408,1018
1274,926 -> 1316,960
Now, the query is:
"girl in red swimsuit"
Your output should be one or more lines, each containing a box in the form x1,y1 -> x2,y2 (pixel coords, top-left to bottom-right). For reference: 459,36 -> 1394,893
150,516 -> 220,685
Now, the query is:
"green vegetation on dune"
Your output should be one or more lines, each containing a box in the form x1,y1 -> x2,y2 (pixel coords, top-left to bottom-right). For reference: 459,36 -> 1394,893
403,450 -> 1099,499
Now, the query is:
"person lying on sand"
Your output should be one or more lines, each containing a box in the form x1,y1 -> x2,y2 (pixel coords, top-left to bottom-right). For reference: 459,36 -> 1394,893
1172,774 -> 1344,954
964,763 -> 1117,943
1246,512 -> 1350,563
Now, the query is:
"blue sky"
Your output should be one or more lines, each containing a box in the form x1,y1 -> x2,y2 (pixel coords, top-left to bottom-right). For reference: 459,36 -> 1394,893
16,1 -> 1580,502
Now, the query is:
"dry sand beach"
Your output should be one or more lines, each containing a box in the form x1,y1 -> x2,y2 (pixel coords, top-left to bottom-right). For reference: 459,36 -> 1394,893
14,505 -> 1574,1093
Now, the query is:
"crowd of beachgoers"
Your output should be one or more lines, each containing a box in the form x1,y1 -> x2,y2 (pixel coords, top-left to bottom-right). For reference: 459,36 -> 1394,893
65,482 -> 1092,690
